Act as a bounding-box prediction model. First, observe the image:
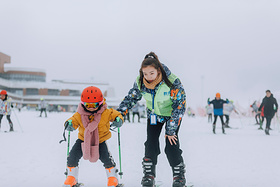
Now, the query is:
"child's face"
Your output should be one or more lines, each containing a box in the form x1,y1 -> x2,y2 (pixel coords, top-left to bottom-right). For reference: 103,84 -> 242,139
85,107 -> 99,112
142,65 -> 159,83
0,94 -> 5,100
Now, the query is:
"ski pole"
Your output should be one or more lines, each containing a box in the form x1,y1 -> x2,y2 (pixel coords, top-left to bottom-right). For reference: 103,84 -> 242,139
118,127 -> 123,179
11,108 -> 23,132
59,120 -> 72,177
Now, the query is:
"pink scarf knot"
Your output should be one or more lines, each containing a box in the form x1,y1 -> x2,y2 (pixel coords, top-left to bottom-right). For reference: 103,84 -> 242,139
77,103 -> 107,163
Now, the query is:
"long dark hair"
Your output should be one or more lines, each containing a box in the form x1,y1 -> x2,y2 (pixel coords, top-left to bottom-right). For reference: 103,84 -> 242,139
138,52 -> 173,90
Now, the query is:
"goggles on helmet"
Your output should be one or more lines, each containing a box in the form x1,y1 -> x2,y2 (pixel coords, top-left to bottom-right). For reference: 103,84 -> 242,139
82,100 -> 103,109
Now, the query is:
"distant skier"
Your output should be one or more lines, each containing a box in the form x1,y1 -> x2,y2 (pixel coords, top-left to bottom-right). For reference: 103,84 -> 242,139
250,101 -> 260,124
62,86 -> 124,187
205,104 -> 213,123
208,93 -> 229,134
123,109 -> 130,123
132,102 -> 141,123
223,100 -> 239,128
258,90 -> 278,135
0,90 -> 14,132
186,107 -> 195,117
117,52 -> 187,187
39,98 -> 47,117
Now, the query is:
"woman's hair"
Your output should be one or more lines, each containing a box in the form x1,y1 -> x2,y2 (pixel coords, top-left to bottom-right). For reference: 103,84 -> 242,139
138,52 -> 173,89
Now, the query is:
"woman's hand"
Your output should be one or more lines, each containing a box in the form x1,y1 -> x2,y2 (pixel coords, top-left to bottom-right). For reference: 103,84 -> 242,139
165,135 -> 178,145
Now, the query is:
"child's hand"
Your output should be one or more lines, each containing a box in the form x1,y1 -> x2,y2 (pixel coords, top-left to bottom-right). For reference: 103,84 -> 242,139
65,120 -> 75,132
165,135 -> 178,145
111,117 -> 123,128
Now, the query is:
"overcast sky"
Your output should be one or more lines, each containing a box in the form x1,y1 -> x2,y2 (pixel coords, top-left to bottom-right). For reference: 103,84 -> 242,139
1,0 -> 280,108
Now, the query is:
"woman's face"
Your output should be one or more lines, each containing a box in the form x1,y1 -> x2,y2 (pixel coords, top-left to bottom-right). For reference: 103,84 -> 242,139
142,65 -> 159,83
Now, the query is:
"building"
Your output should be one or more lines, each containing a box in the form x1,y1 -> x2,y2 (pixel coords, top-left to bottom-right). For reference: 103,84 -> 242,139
0,52 -> 120,112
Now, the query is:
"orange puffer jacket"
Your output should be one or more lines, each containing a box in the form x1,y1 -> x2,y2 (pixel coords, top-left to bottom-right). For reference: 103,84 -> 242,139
67,108 -> 123,143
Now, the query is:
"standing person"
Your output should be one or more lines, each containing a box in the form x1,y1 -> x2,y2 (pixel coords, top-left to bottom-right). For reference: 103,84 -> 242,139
39,98 -> 48,117
62,86 -> 124,187
250,101 -> 260,124
123,109 -> 130,123
208,93 -> 229,134
258,90 -> 278,135
0,90 -> 14,132
223,100 -> 239,128
117,52 -> 187,187
205,104 -> 213,123
132,102 -> 141,123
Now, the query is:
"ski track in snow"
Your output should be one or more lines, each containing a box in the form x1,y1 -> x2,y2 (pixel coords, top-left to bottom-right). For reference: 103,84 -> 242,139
0,110 -> 280,187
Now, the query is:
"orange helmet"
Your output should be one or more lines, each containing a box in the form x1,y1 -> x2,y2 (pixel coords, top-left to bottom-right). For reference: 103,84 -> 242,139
81,86 -> 103,103
216,93 -> 221,98
0,90 -> 7,95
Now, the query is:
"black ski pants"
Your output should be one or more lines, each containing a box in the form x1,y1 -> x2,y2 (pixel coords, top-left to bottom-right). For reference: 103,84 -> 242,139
132,112 -> 140,123
224,115 -> 230,125
208,114 -> 212,123
40,108 -> 47,117
213,115 -> 224,125
265,116 -> 273,129
255,113 -> 261,124
144,119 -> 183,167
0,114 -> 13,125
67,139 -> 116,168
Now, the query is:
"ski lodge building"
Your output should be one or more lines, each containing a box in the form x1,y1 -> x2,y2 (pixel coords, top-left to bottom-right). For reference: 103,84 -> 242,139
0,52 -> 120,112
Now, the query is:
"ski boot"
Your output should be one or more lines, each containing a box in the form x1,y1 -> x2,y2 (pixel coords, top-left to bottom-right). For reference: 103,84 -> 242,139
63,166 -> 79,187
172,162 -> 186,187
141,157 -> 155,187
212,124 -> 216,134
265,128 -> 270,135
106,166 -> 120,187
224,122 -> 231,128
9,123 -> 14,132
222,124 -> 226,134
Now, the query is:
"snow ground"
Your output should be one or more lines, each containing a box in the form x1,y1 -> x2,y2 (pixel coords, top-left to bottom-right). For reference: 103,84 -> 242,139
0,110 -> 279,187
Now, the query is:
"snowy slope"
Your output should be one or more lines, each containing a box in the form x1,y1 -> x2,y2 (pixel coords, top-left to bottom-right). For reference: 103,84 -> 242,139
0,110 -> 279,187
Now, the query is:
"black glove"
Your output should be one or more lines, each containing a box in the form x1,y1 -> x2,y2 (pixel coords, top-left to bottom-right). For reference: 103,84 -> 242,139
65,120 -> 75,132
111,117 -> 123,128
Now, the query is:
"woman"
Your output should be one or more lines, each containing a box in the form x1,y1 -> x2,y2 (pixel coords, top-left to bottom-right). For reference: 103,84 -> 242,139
258,90 -> 278,135
117,52 -> 187,187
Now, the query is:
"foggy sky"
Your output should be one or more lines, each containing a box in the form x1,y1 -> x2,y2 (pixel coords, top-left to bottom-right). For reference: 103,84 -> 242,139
1,0 -> 280,108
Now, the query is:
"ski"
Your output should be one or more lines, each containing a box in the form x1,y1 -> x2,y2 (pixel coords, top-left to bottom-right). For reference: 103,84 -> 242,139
71,183 -> 124,187
73,183 -> 84,187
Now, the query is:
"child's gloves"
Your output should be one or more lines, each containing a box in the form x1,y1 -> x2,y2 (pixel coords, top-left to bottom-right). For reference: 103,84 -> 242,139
65,120 -> 75,132
111,117 -> 123,128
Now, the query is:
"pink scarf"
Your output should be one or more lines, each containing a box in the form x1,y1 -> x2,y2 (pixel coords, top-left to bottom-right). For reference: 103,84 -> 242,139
77,103 -> 107,163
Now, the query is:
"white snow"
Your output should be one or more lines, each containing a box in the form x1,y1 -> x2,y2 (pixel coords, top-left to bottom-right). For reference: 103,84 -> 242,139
0,110 -> 279,187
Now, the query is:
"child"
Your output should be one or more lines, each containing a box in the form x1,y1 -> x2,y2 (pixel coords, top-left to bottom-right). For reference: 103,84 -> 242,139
117,52 -> 187,187
208,93 -> 229,134
0,90 -> 14,132
62,86 -> 124,187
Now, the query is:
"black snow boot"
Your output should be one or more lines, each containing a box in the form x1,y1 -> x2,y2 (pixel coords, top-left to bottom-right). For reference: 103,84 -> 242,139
172,162 -> 186,187
265,128 -> 270,135
222,124 -> 226,134
141,157 -> 155,187
9,123 -> 14,132
212,124 -> 216,134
